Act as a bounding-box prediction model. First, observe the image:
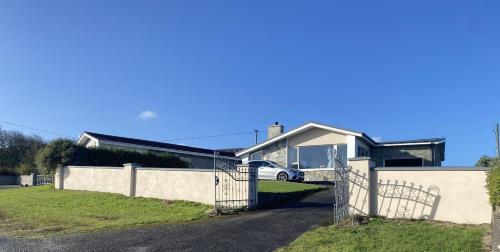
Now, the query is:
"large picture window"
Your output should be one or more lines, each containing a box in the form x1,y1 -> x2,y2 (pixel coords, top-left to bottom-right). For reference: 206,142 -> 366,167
299,145 -> 333,169
288,144 -> 347,169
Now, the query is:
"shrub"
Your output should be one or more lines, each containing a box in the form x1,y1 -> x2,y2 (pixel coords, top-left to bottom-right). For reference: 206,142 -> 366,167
486,158 -> 500,206
35,139 -> 76,175
36,139 -> 188,175
16,163 -> 37,175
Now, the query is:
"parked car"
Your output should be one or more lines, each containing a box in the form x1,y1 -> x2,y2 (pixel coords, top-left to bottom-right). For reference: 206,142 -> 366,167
247,160 -> 304,182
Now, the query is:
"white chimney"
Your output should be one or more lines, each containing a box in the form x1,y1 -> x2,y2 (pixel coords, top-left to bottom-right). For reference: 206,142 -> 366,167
267,122 -> 284,139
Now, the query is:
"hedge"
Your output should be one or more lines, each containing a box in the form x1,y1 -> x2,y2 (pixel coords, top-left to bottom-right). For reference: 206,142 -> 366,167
487,161 -> 500,206
72,147 -> 189,168
36,139 -> 189,175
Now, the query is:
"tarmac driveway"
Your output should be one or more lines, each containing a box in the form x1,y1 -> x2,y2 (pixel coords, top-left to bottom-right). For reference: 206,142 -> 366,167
0,189 -> 334,252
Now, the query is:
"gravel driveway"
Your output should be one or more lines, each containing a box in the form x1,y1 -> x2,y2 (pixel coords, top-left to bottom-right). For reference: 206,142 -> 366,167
0,189 -> 334,252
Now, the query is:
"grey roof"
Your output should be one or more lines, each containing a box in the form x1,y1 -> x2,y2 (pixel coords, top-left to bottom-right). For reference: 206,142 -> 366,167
377,138 -> 445,145
82,132 -> 235,157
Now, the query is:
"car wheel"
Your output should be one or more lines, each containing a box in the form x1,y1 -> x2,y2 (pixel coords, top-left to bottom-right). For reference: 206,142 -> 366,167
277,172 -> 288,182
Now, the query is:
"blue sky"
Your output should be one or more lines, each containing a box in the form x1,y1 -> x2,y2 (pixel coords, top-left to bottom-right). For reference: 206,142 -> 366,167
0,0 -> 499,165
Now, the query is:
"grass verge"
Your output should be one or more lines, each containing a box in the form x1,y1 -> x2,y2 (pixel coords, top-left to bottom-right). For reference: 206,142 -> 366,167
0,185 -> 211,238
258,181 -> 324,193
279,218 -> 488,252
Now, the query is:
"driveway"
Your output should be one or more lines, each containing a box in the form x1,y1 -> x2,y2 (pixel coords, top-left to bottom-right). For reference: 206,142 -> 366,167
0,189 -> 334,252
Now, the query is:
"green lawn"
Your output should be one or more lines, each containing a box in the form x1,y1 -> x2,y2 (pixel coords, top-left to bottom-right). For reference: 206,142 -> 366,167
258,181 -> 324,193
279,218 -> 488,252
0,185 -> 211,238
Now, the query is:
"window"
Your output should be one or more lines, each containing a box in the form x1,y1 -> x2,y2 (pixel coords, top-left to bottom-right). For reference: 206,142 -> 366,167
299,145 -> 333,169
336,144 -> 348,167
357,146 -> 369,157
250,151 -> 263,161
288,147 -> 299,169
384,158 -> 423,167
287,144 -> 348,169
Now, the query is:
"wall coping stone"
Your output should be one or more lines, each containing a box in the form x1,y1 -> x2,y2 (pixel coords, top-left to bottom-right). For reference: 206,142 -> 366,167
373,166 -> 489,171
66,166 -> 123,169
134,167 -> 213,172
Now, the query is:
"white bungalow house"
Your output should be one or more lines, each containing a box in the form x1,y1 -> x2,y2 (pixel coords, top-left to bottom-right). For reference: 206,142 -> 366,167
236,122 -> 445,181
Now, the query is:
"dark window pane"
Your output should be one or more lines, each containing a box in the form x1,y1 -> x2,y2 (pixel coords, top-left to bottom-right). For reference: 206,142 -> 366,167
385,158 -> 423,167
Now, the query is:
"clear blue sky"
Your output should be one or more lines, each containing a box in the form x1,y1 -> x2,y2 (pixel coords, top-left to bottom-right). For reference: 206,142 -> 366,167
1,1 -> 499,165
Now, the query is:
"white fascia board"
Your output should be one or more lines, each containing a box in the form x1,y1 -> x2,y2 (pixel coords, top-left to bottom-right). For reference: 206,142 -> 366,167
236,122 -> 365,156
98,140 -> 240,160
76,133 -> 99,145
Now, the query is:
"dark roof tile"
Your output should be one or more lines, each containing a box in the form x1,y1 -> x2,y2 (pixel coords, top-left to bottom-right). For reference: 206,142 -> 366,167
83,132 -> 235,157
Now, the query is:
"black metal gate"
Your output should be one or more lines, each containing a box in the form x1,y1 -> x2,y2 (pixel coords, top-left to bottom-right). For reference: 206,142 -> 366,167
214,152 -> 257,214
333,158 -> 350,222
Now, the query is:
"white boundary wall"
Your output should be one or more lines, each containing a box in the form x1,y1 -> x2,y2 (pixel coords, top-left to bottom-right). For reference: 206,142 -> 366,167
349,158 -> 492,224
55,164 -> 254,206
135,168 -> 214,204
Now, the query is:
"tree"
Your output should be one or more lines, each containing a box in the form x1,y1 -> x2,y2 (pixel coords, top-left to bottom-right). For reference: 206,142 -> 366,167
0,127 -> 46,175
35,139 -> 76,175
475,155 -> 496,167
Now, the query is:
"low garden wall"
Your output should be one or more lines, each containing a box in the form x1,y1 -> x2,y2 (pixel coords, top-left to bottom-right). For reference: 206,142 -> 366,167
349,158 -> 491,224
0,175 -> 18,185
0,174 -> 36,186
55,163 -> 256,206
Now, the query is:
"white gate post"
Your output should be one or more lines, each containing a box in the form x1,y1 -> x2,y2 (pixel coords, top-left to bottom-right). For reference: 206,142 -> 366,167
348,157 -> 375,216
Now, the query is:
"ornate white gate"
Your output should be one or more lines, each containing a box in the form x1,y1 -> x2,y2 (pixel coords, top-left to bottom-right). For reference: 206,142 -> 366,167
333,158 -> 350,222
214,152 -> 257,214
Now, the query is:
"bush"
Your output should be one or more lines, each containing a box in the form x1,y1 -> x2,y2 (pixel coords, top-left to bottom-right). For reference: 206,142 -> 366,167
36,139 -> 188,175
486,159 -> 500,206
35,139 -> 76,175
16,163 -> 37,175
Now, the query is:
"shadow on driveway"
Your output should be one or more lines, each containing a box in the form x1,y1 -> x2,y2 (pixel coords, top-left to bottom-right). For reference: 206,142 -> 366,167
0,189 -> 334,252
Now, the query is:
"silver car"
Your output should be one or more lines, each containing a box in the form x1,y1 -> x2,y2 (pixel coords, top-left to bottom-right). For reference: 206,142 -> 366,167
247,160 -> 304,182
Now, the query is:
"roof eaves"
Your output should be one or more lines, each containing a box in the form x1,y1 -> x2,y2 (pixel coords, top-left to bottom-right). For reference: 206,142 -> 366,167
377,138 -> 446,145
